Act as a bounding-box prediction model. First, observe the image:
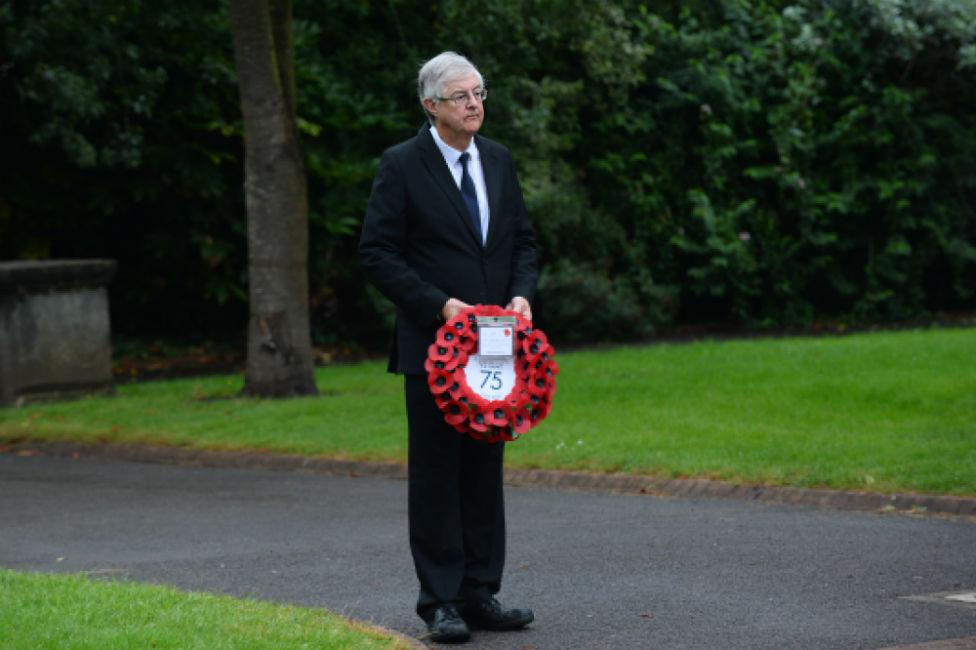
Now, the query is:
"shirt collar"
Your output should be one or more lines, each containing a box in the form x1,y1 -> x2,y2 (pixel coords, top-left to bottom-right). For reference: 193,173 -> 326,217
429,125 -> 479,166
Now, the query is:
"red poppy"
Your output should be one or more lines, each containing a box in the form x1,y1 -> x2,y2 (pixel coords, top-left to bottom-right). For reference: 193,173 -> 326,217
467,411 -> 490,434
444,402 -> 468,426
446,314 -> 468,332
522,330 -> 549,357
438,347 -> 465,372
511,409 -> 532,435
435,327 -> 462,348
456,335 -> 476,354
428,343 -> 453,362
484,403 -> 515,428
427,368 -> 453,395
529,406 -> 546,424
526,375 -> 549,397
448,379 -> 467,401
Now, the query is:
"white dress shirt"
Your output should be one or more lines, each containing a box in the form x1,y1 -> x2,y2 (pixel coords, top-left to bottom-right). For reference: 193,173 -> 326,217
430,125 -> 490,244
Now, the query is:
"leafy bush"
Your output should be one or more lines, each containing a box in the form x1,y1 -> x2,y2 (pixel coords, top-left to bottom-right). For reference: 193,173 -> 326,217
2,0 -> 974,346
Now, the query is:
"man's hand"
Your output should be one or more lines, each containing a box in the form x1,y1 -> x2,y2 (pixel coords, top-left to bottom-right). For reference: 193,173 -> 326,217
441,298 -> 471,321
506,296 -> 532,322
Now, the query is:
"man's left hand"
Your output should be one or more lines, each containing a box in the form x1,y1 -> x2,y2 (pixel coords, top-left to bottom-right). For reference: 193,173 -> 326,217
506,296 -> 532,322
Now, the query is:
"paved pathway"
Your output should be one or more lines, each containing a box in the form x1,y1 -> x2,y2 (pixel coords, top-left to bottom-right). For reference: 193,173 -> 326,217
2,453 -> 975,649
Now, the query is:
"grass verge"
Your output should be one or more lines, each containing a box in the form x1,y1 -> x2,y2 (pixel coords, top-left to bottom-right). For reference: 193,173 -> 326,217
0,569 -> 410,650
1,327 -> 974,496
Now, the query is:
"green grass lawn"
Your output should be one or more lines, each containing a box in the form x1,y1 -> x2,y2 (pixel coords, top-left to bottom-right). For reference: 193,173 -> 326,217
0,569 -> 409,650
1,327 -> 974,496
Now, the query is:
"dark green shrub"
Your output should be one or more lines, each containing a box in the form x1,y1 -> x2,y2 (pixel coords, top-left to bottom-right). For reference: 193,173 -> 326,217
2,0 -> 973,346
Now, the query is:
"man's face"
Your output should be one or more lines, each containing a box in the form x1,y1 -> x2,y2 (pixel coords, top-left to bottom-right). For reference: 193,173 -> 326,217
426,73 -> 484,143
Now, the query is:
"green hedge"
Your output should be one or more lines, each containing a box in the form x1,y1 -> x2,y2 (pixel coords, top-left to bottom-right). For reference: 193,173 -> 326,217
2,0 -> 974,346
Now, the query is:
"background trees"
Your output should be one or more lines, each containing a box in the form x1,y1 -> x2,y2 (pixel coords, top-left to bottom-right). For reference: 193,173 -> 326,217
1,0 -> 245,337
2,0 -> 974,349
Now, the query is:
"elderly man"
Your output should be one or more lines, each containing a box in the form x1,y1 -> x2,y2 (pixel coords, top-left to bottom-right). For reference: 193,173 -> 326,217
359,51 -> 538,643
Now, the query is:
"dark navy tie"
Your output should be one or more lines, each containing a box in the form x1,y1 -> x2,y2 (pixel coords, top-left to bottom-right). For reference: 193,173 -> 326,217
458,152 -> 482,243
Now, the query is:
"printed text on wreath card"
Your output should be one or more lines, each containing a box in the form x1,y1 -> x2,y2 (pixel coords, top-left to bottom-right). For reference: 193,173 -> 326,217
464,355 -> 517,401
478,325 -> 515,357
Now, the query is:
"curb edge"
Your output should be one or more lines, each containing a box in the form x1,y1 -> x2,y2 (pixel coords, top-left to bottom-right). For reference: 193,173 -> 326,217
4,440 -> 975,519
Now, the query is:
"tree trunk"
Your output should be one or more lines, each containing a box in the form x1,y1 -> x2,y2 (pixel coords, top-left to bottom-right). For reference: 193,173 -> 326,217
229,0 -> 317,397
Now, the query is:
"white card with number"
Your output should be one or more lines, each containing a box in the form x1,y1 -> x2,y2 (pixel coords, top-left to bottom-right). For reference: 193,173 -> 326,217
464,355 -> 516,401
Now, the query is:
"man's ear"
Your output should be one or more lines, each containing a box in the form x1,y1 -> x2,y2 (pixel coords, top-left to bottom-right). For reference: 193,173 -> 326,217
422,98 -> 439,120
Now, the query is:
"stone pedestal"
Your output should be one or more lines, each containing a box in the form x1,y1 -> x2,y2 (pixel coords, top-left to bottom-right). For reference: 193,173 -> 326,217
0,260 -> 117,406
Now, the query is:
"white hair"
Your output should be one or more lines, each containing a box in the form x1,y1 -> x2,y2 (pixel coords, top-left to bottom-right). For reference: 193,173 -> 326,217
417,51 -> 484,124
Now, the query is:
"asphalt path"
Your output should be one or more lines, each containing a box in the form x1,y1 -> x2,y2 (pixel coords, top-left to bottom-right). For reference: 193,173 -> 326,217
2,453 -> 975,649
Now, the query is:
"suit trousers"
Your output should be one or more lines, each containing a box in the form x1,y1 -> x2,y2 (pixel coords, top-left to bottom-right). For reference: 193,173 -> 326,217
404,374 -> 506,619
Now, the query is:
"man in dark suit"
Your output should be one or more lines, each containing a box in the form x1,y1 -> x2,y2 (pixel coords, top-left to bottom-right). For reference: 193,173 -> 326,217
359,51 -> 538,643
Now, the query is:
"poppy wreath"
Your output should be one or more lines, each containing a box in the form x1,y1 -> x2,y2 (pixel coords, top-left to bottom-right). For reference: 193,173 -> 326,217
425,304 -> 558,443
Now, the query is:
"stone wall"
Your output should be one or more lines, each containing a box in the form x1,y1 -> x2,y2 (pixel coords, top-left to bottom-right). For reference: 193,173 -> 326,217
0,260 -> 117,405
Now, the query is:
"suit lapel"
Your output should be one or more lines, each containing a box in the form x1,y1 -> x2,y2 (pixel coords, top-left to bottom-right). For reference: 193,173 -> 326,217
415,126 -> 483,248
479,136 -> 502,251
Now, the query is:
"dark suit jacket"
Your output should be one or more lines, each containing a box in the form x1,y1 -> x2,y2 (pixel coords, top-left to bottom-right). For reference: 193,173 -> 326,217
359,125 -> 538,375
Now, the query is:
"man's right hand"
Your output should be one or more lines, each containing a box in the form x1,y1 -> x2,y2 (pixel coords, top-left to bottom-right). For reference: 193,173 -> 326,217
441,298 -> 471,321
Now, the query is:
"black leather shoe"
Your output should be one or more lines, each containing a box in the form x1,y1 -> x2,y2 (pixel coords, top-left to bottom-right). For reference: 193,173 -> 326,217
425,604 -> 471,643
461,597 -> 534,631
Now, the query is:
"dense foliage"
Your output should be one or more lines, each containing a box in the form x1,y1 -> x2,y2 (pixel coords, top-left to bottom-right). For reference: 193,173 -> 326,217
2,0 -> 974,347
